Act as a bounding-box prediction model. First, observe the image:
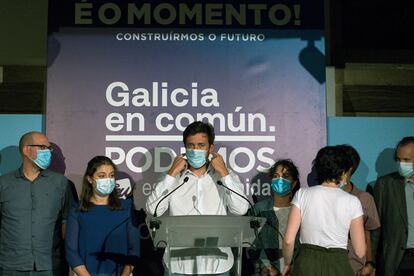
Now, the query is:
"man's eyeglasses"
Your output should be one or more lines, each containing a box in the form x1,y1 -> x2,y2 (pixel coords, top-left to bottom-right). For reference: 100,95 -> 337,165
28,144 -> 53,151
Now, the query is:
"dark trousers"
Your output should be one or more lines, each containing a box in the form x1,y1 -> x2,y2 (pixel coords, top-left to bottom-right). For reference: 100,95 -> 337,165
0,270 -> 63,276
397,250 -> 414,276
292,244 -> 353,276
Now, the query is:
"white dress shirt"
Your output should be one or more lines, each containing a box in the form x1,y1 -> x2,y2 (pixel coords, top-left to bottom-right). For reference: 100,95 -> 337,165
146,166 -> 249,274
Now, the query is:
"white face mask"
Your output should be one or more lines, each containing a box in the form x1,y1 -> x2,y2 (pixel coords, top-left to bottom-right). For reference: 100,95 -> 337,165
398,161 -> 414,179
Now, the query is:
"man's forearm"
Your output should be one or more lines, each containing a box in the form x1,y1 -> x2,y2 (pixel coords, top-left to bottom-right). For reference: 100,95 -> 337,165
370,227 -> 380,266
365,230 -> 373,261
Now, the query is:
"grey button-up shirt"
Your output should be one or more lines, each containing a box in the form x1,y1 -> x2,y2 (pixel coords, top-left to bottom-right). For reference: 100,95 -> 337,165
0,168 -> 72,270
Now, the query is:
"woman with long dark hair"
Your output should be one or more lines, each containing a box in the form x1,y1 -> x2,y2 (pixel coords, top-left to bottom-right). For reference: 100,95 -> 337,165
65,156 -> 140,275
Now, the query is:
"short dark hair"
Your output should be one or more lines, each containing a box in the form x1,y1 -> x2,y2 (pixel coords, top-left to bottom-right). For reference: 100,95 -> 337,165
268,159 -> 300,195
183,121 -> 215,145
338,144 -> 360,175
395,136 -> 414,160
80,156 -> 121,212
314,146 -> 353,184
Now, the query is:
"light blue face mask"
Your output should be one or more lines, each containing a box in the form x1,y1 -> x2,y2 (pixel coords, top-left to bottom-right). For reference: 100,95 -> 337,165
32,149 -> 52,170
271,177 -> 292,196
398,161 -> 414,179
95,178 -> 116,195
186,149 -> 207,169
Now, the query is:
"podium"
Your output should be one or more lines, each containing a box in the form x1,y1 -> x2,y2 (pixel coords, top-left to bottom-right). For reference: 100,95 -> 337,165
148,215 -> 266,276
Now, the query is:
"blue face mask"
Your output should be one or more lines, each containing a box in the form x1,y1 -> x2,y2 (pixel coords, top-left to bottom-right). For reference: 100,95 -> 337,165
398,162 -> 414,179
186,149 -> 207,169
95,178 -> 116,196
32,149 -> 52,170
271,177 -> 292,196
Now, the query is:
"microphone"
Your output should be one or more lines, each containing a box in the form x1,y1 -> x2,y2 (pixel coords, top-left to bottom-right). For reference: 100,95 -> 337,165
192,195 -> 201,215
216,180 -> 261,231
150,176 -> 190,230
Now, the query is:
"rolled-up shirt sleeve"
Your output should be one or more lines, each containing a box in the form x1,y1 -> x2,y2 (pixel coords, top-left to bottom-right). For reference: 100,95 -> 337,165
221,171 -> 249,215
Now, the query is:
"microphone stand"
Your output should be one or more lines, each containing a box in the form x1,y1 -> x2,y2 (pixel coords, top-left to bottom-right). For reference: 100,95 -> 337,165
149,176 -> 189,230
216,180 -> 261,234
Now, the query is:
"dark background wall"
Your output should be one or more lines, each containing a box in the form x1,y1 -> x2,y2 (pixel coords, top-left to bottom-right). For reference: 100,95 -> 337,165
0,0 -> 413,115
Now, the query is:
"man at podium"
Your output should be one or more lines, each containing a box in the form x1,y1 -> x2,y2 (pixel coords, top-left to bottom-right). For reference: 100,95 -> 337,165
146,121 -> 249,275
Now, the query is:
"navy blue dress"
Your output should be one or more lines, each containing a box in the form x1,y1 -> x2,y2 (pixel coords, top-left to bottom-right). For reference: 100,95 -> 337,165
65,199 -> 140,275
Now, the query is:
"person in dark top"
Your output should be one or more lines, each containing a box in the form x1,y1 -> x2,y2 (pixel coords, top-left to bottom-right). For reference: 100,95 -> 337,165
372,136 -> 414,276
0,131 -> 73,275
65,156 -> 140,276
245,159 -> 300,276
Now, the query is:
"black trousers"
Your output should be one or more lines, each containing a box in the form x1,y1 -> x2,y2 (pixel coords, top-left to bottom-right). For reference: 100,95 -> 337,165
398,250 -> 414,276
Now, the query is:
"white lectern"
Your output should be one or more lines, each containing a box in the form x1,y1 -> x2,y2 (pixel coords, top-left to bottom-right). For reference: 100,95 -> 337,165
148,215 -> 266,276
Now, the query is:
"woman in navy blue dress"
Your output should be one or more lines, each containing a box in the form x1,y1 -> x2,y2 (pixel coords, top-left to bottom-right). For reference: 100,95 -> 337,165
65,156 -> 140,276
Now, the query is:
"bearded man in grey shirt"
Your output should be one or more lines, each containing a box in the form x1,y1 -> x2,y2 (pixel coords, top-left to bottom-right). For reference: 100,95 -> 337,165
0,131 -> 73,276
